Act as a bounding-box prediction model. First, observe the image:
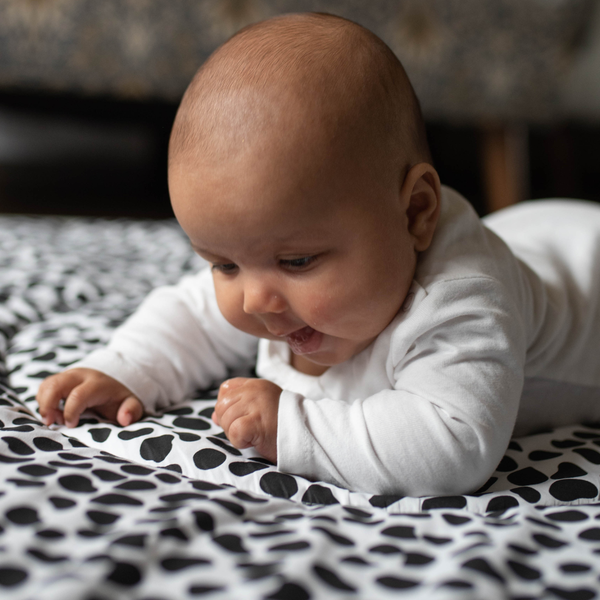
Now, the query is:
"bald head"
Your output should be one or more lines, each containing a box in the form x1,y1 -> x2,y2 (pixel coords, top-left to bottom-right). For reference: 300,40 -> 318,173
169,12 -> 431,176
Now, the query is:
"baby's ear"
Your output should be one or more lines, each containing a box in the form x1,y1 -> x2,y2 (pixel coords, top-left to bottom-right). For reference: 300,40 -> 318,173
402,163 -> 441,252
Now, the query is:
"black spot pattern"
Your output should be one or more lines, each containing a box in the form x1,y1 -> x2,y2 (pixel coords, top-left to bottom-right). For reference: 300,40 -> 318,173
87,510 -> 120,525
265,582 -> 310,600
529,450 -> 562,461
139,435 -> 174,462
193,448 -> 226,470
89,428 -> 111,443
106,562 -> 142,586
422,496 -> 467,510
229,461 -> 268,477
161,556 -> 211,571
173,417 -> 211,431
578,527 -> 600,541
496,456 -> 519,471
2,437 -> 35,455
6,507 -> 39,525
511,486 -> 541,503
551,462 -> 588,479
462,557 -> 505,582
0,567 -> 27,587
507,467 -> 549,486
507,560 -> 541,580
3,215 -> 600,598
486,495 -> 519,512
550,480 -> 598,502
213,534 -> 247,554
260,472 -> 298,499
302,485 -> 339,505
118,428 -> 153,440
313,564 -> 356,591
573,448 -> 600,464
58,475 -> 97,493
32,437 -> 63,452
561,563 -> 591,573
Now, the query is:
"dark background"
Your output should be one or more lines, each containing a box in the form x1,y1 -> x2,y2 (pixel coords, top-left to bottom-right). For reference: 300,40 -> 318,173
0,89 -> 598,220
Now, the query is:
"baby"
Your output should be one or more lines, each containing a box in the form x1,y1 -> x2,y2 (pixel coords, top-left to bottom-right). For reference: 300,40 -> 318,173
36,13 -> 600,496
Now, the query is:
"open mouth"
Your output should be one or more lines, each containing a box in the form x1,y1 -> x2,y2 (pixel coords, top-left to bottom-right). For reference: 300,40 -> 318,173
285,325 -> 323,355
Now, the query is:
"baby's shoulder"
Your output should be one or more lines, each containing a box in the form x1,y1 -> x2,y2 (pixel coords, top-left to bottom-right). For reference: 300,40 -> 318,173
383,273 -> 520,368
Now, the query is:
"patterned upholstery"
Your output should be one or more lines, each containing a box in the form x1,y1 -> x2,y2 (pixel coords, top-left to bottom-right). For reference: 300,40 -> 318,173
0,0 -> 595,121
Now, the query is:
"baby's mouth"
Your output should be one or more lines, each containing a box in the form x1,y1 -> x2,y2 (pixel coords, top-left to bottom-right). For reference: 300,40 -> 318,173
285,326 -> 323,355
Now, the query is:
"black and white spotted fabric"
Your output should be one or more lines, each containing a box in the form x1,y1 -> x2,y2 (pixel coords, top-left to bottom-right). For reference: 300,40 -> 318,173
2,215 -> 600,599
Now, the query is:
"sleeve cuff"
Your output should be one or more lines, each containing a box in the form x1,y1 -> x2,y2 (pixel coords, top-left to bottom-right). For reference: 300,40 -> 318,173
276,389 -> 309,475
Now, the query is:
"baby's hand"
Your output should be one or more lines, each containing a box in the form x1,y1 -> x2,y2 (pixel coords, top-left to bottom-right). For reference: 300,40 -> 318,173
36,368 -> 143,428
213,378 -> 282,463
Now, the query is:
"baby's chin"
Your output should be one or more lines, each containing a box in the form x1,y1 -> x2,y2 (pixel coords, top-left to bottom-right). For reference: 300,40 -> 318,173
289,352 -> 330,376
298,335 -> 378,367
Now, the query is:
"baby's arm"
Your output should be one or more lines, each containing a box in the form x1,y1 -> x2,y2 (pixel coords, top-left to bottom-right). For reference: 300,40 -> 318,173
65,268 -> 258,416
36,268 -> 258,427
37,368 -> 143,428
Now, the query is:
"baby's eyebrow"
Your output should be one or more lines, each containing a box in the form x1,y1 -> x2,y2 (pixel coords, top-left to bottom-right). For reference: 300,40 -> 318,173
190,243 -> 209,256
190,242 -> 209,254
190,243 -> 227,262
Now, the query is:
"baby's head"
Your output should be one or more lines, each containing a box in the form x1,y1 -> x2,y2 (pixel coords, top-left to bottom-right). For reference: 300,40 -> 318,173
168,13 -> 441,375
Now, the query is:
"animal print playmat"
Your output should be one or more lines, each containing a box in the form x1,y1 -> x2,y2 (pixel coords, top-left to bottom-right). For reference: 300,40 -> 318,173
2,214 -> 600,599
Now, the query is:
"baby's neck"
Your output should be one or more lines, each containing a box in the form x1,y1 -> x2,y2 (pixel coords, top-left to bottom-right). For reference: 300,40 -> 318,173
290,353 -> 329,377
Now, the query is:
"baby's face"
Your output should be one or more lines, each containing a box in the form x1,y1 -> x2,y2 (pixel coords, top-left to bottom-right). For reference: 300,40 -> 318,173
170,134 -> 418,375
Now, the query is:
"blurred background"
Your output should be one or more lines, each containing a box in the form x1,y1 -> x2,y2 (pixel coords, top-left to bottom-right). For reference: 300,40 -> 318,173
0,0 -> 598,219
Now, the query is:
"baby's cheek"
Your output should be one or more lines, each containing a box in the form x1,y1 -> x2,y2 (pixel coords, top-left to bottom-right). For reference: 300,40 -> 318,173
308,283 -> 384,337
213,281 -> 259,335
302,288 -> 346,330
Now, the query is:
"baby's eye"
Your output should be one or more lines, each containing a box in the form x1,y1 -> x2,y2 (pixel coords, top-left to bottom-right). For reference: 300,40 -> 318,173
280,256 -> 316,270
211,263 -> 238,274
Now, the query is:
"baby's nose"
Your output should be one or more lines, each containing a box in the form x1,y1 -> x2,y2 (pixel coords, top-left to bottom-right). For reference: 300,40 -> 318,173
242,280 -> 286,315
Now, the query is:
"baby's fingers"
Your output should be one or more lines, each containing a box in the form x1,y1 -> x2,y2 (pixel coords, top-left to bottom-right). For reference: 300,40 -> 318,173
226,415 -> 257,449
61,380 -> 102,428
214,381 -> 245,424
215,394 -> 249,434
37,371 -> 84,426
218,377 -> 249,399
116,396 -> 144,427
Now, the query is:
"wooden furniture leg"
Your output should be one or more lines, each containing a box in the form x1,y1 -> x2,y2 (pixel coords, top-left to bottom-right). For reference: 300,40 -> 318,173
481,123 -> 529,213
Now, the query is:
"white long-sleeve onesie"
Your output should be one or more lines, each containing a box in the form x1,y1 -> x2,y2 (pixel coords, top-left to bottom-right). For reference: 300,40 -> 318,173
74,187 -> 600,495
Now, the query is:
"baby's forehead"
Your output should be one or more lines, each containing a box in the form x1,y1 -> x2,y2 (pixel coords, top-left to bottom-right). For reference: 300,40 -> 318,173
188,54 -> 363,139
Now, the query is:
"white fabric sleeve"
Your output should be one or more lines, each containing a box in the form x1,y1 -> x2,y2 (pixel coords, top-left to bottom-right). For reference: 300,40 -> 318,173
277,278 -> 527,496
72,268 -> 258,413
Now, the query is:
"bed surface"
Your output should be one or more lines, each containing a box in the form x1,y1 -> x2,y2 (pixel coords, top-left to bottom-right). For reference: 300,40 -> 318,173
1,215 -> 600,599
